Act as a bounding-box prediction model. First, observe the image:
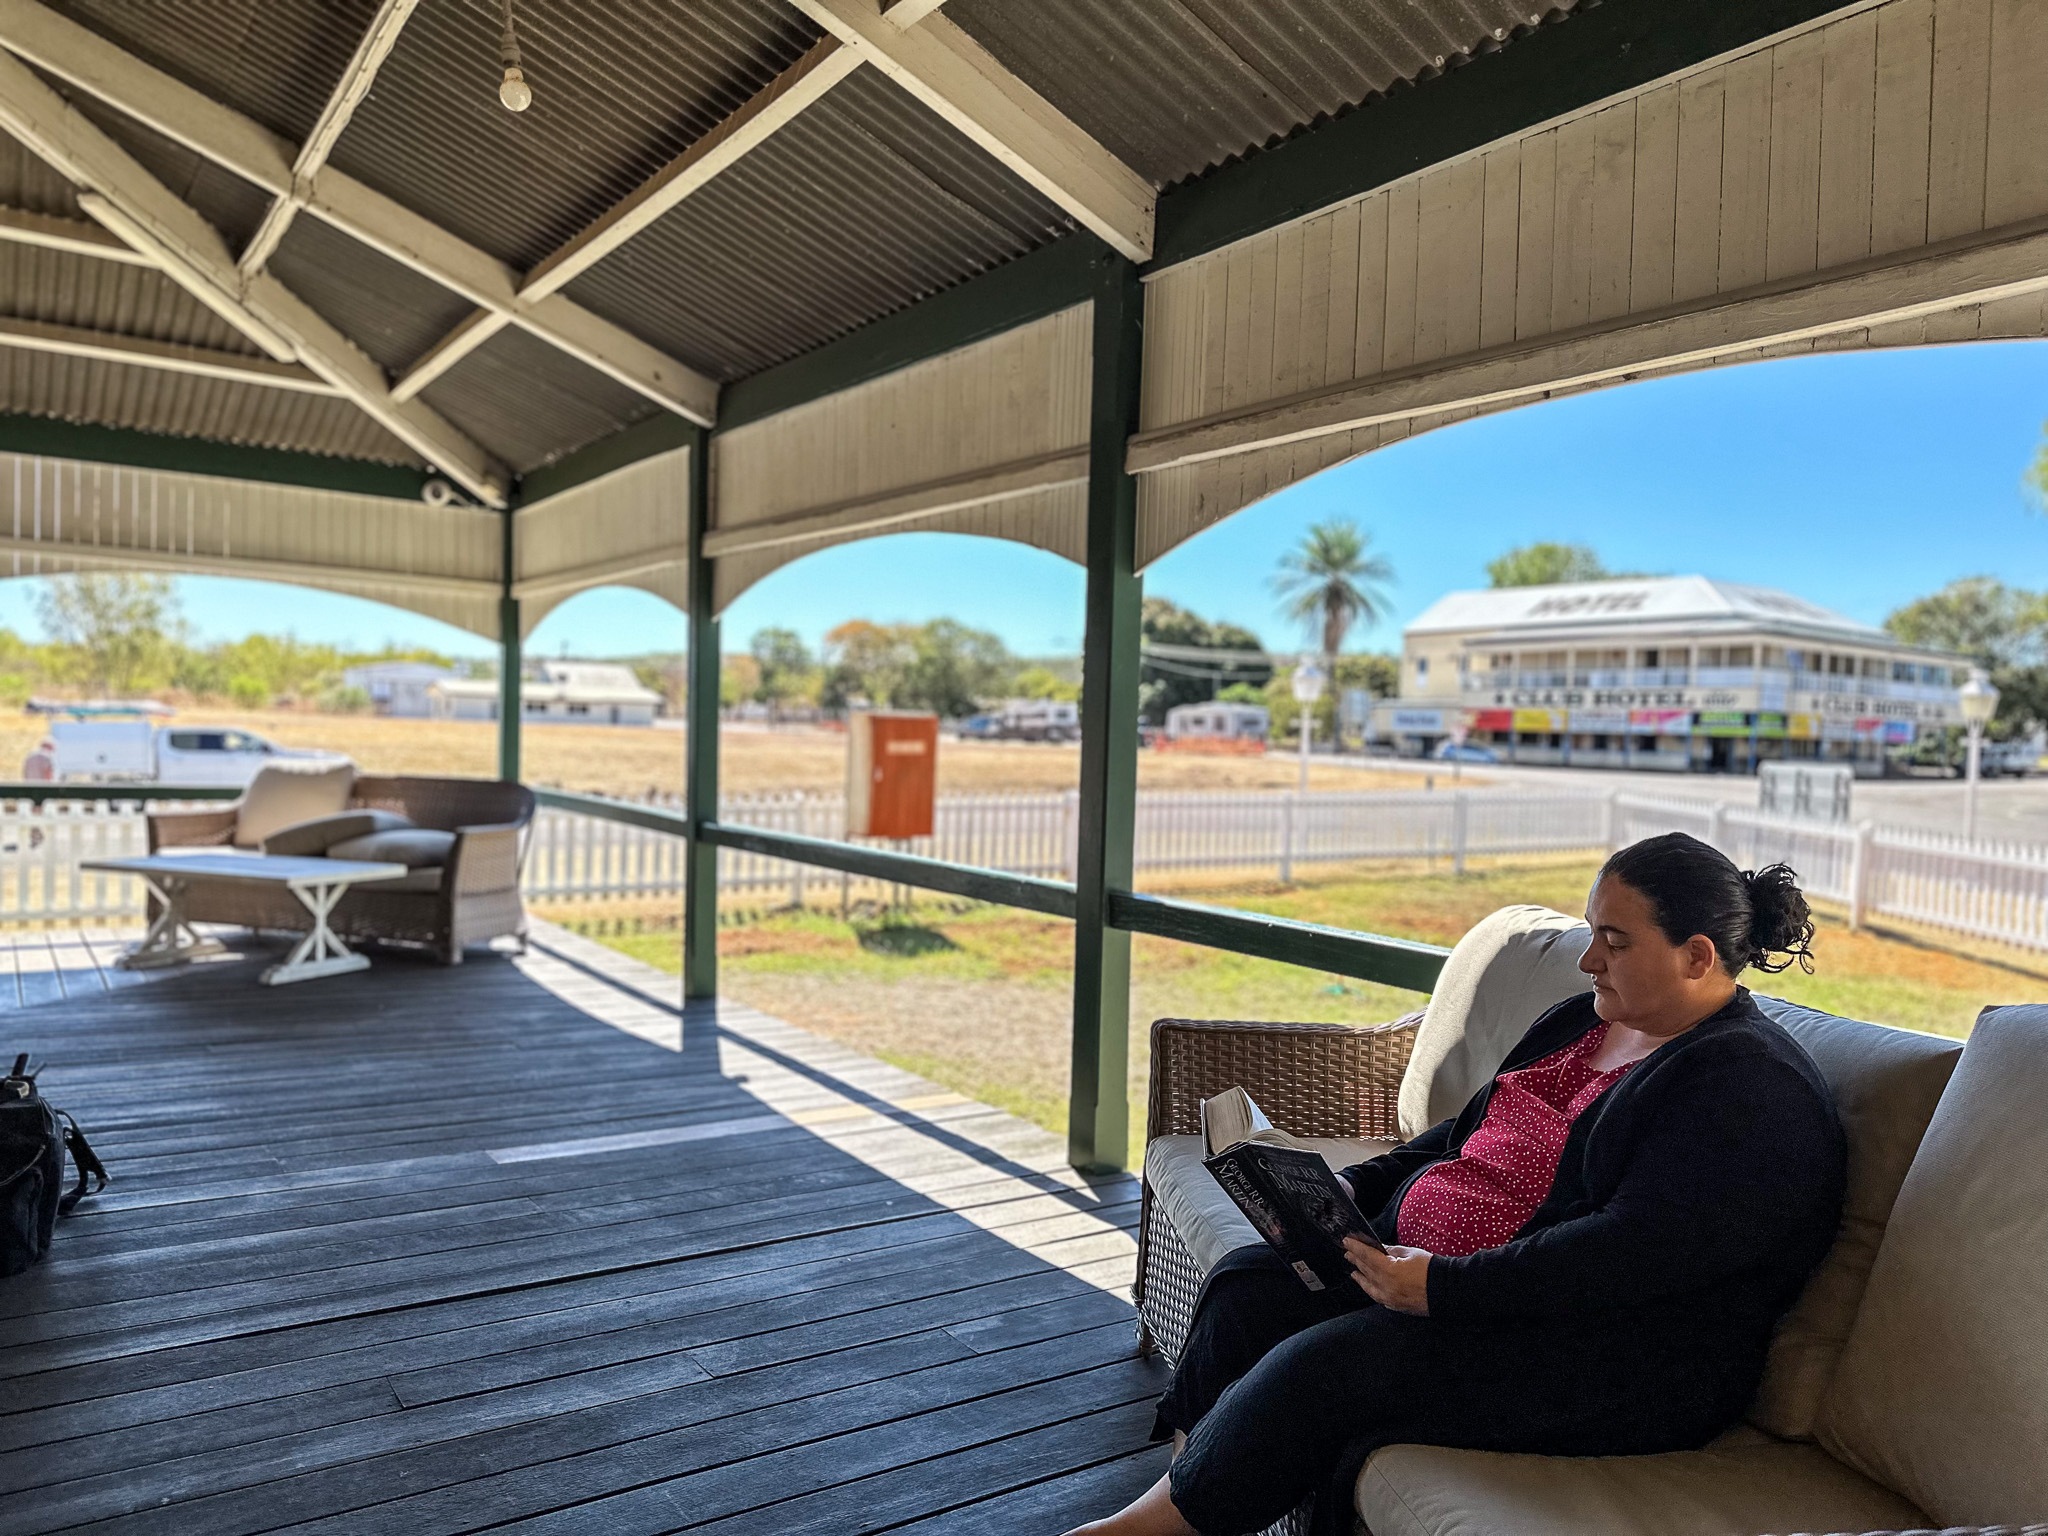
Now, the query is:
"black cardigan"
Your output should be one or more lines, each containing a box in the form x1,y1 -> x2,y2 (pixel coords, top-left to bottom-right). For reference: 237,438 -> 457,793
1338,989 -> 1846,1356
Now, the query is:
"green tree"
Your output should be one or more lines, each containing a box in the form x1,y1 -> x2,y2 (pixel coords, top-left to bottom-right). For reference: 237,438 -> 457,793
1138,596 -> 1272,724
821,620 -> 914,709
1485,542 -> 1611,587
749,626 -> 818,709
1885,577 -> 2048,737
896,619 -> 1012,717
35,573 -> 182,696
1011,664 -> 1080,702
1271,519 -> 1394,660
1262,652 -> 1401,744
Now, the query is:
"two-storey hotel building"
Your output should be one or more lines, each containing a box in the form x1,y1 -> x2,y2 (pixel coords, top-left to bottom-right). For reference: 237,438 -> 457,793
1370,577 -> 1965,775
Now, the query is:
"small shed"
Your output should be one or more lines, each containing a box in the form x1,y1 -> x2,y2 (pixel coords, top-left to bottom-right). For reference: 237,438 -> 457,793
340,661 -> 458,718
430,661 -> 661,726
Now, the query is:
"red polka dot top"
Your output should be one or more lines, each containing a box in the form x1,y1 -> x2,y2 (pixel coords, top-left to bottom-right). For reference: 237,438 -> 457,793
1397,1023 -> 1640,1258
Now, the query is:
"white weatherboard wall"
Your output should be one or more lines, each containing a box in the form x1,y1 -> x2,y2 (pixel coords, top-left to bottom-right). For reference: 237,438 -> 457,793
514,446 -> 691,633
0,450 -> 501,635
1132,0 -> 2048,566
707,304 -> 1092,611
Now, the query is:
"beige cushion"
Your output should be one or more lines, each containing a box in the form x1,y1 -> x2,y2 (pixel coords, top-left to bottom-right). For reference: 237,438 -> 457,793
1817,1004 -> 2048,1525
326,828 -> 456,868
1358,1426 -> 1926,1536
1398,905 -> 1592,1139
233,761 -> 354,848
260,809 -> 411,858
1745,998 -> 1961,1441
1144,1133 -> 1395,1275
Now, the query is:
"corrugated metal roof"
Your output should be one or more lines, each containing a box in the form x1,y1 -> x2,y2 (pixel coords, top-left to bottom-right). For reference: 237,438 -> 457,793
267,215 -> 477,374
948,0 -> 1578,187
46,0 -> 386,144
0,129 -> 83,217
0,350 -> 418,463
329,0 -> 821,271
66,93 -> 275,248
421,324 -> 658,473
0,244 -> 258,352
564,67 -> 1073,380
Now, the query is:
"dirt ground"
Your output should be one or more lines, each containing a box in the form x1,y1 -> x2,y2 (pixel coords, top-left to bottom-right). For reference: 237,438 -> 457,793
0,710 -> 1429,797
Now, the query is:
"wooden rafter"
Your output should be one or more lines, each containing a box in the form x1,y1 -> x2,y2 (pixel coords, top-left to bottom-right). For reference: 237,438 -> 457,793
0,314 -> 337,393
0,0 -> 719,426
0,202 -> 150,263
0,47 -> 511,503
788,0 -> 1154,260
237,0 -> 419,280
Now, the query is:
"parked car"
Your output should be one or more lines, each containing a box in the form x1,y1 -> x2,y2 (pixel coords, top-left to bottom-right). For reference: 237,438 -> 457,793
34,717 -> 347,787
1433,740 -> 1500,764
1982,739 -> 2041,777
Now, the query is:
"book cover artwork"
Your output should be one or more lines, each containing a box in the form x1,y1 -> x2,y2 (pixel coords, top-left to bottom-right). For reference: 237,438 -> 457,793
1200,1087 -> 1383,1292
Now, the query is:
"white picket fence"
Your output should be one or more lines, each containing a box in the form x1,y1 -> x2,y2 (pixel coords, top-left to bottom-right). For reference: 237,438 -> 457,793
7,787 -> 2048,956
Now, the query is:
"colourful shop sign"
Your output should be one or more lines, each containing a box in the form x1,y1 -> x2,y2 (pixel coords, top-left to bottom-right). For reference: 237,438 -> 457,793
1787,713 -> 1822,740
1755,713 -> 1787,738
1512,708 -> 1566,732
1883,719 -> 1916,745
1390,708 -> 1447,733
1469,709 -> 1513,733
1697,711 -> 1750,737
1570,707 -> 1630,732
1629,708 -> 1692,736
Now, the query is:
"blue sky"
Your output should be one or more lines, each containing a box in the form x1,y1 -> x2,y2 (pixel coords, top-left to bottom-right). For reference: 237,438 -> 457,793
4,339 -> 2045,659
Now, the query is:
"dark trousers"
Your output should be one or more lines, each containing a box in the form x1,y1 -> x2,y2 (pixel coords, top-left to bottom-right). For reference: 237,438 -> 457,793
1152,1245 -> 1739,1536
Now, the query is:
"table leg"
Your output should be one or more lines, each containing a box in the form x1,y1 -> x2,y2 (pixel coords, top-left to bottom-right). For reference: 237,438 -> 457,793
261,879 -> 372,985
117,875 -> 227,970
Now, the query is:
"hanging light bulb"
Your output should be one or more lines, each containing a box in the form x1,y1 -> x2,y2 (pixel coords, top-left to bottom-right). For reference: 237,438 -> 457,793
498,0 -> 532,112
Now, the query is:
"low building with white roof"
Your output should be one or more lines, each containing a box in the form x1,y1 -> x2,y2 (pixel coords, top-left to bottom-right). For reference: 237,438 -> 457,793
428,660 -> 663,726
1371,576 -> 1966,775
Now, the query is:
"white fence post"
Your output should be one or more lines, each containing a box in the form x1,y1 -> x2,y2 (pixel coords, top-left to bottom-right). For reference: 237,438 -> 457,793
1705,802 -> 1726,852
1846,818 -> 1875,931
1600,789 -> 1618,850
1278,793 -> 1295,884
788,792 -> 806,908
1451,791 -> 1468,877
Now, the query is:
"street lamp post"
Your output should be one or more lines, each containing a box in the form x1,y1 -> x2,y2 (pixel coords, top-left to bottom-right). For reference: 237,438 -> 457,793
1292,656 -> 1327,793
1958,667 -> 1999,842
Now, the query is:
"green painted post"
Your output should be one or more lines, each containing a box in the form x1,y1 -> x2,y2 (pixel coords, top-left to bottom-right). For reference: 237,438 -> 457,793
1068,251 -> 1144,1174
497,512 -> 521,782
683,426 -> 721,1000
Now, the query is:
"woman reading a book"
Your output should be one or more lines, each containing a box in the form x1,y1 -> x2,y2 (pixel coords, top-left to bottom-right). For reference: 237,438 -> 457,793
1064,833 -> 1846,1536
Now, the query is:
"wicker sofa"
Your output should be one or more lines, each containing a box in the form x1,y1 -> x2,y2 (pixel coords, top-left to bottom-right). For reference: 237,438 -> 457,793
1136,905 -> 2048,1536
147,770 -> 534,965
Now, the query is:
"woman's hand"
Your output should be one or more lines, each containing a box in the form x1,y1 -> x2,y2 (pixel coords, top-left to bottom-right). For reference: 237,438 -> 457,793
1344,1238 -> 1433,1315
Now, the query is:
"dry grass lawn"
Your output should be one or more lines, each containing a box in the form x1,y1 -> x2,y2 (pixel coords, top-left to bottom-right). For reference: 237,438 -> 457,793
1,709 -> 1428,797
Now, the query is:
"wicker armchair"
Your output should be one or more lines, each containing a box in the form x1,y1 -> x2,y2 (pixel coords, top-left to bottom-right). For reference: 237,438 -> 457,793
148,774 -> 534,964
1135,1013 -> 1419,1363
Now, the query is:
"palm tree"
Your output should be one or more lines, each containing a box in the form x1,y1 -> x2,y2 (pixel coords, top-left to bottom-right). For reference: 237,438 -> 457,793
1271,519 -> 1394,662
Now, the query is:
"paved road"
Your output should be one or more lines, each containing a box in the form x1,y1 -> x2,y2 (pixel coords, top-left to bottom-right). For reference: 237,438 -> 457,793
1340,755 -> 2048,844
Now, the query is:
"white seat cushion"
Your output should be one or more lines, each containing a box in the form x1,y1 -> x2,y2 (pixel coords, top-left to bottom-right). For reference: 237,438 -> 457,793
1358,1427 -> 1927,1536
1817,1004 -> 2048,1525
233,761 -> 354,849
1145,1133 -> 1395,1275
1398,905 -> 1593,1140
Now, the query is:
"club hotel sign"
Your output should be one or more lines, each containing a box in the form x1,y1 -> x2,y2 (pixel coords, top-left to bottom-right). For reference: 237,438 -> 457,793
1373,577 -> 1965,775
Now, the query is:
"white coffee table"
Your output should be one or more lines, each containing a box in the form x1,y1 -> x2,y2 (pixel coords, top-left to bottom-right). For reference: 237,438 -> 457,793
82,853 -> 409,986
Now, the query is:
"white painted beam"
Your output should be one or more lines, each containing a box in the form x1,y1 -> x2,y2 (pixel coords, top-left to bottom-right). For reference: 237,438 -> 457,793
0,314 -> 338,392
0,0 -> 719,425
239,0 -> 419,279
788,0 -> 1154,260
521,37 -> 861,303
0,202 -> 151,263
0,52 -> 508,503
1125,222 -> 2048,476
390,310 -> 510,403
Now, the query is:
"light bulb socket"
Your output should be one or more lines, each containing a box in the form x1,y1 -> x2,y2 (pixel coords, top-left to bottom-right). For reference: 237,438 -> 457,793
499,65 -> 532,111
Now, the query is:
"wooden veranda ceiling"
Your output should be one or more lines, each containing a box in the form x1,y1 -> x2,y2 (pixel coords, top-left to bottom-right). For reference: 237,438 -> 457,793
0,0 -> 1588,501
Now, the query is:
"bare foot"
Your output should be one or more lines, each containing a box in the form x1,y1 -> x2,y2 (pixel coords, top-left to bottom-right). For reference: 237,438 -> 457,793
1057,1472 -> 1200,1536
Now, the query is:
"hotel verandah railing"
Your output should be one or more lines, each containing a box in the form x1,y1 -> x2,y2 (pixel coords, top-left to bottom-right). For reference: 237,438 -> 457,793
1,784 -> 2044,959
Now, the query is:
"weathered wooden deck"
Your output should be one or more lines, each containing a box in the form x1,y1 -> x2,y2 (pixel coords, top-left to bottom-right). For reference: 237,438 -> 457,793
0,922 -> 1168,1533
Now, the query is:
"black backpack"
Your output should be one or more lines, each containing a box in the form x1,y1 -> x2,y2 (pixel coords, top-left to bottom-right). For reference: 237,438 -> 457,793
1,1055 -> 107,1277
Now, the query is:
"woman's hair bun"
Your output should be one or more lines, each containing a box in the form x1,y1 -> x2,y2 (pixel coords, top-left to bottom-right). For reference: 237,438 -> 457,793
1740,862 -> 1816,974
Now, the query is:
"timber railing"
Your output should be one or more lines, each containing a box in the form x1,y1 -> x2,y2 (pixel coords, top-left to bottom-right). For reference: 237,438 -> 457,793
534,787 -> 1454,991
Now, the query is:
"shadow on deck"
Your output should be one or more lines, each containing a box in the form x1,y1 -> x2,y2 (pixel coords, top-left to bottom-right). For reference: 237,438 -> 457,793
0,921 -> 1169,1533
